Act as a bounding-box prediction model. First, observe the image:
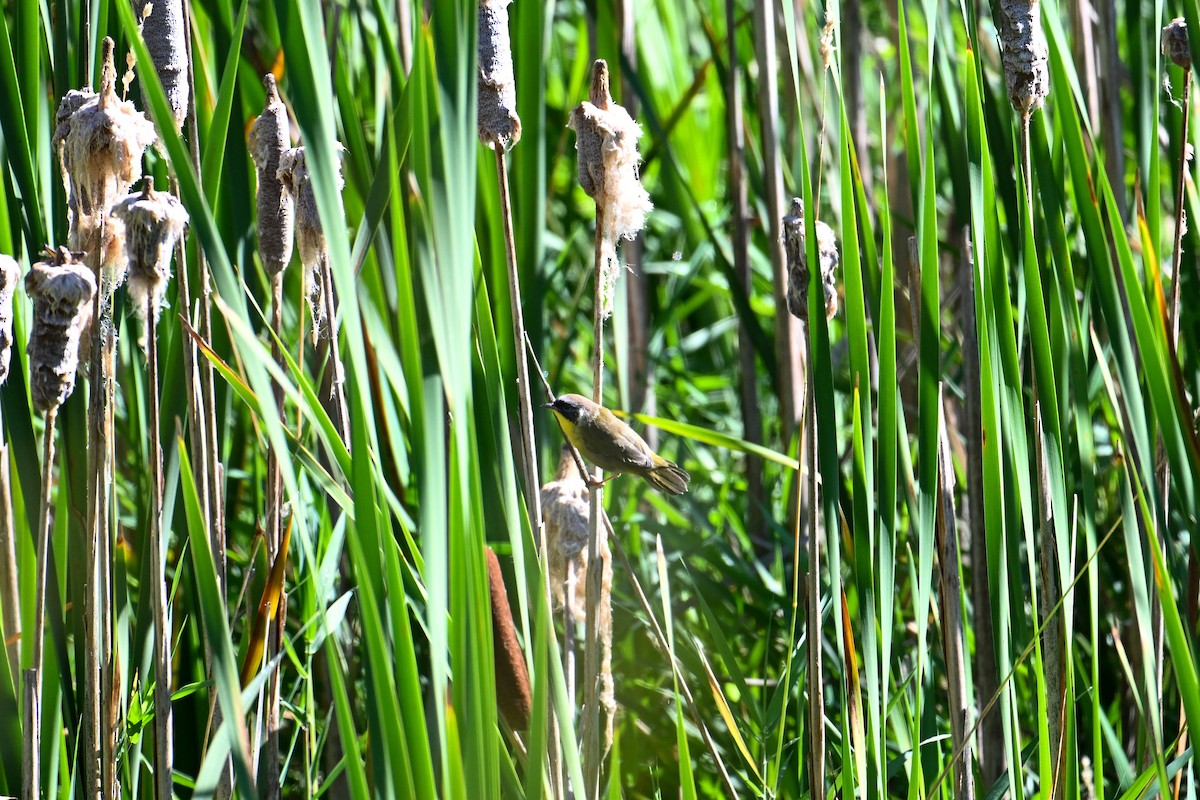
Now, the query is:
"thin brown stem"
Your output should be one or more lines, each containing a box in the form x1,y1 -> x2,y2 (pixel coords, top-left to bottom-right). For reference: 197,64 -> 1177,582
320,257 -> 350,446
494,146 -> 561,795
28,408 -> 56,800
1168,70 -> 1192,800
147,305 -> 173,800
264,274 -> 285,800
583,203 -> 605,800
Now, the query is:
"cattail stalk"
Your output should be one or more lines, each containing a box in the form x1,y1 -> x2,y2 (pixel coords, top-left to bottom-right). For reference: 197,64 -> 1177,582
478,1 -> 561,787
568,58 -> 649,798
25,249 -> 96,800
249,75 -> 294,795
112,181 -> 188,800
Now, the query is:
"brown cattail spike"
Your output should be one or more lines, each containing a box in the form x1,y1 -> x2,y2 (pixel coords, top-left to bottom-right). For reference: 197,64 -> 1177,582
25,249 -> 96,413
110,180 -> 189,329
141,0 -> 190,129
0,255 -> 17,386
248,75 -> 295,277
782,198 -> 839,321
52,37 -> 156,294
486,547 -> 532,731
568,59 -> 652,318
1164,19 -> 1192,71
277,145 -> 345,342
477,0 -> 521,148
998,0 -> 1050,115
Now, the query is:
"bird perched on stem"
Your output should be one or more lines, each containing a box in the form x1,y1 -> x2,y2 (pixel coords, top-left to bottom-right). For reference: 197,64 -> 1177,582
545,393 -> 690,495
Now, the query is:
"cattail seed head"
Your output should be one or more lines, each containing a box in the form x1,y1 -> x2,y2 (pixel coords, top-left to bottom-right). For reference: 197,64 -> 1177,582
568,60 -> 653,318
277,145 -> 345,342
53,37 -> 157,294
782,198 -> 839,321
25,248 -> 97,413
998,0 -> 1050,115
486,547 -> 532,731
477,0 -> 521,148
541,448 -> 597,619
111,181 -> 189,328
139,0 -> 190,130
248,75 -> 294,277
0,255 -> 18,386
1164,19 -> 1192,71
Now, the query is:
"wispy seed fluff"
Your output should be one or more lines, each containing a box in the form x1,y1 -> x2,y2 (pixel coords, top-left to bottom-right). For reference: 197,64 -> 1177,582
25,249 -> 97,413
0,255 -> 18,386
1164,19 -> 1192,71
277,145 -> 345,342
998,0 -> 1050,115
782,199 -> 839,322
477,0 -> 521,148
540,447 -> 615,749
568,59 -> 652,318
111,182 -> 189,329
138,0 -> 190,129
53,37 -> 157,294
248,75 -> 295,277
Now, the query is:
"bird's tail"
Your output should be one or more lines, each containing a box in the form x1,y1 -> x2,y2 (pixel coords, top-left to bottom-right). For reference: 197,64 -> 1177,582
645,457 -> 690,495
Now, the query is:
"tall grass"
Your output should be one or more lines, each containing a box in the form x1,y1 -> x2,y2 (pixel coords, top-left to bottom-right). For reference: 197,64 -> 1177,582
0,0 -> 1199,797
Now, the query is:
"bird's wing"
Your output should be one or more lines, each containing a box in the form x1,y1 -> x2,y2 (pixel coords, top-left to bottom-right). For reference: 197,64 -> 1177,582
578,409 -> 656,473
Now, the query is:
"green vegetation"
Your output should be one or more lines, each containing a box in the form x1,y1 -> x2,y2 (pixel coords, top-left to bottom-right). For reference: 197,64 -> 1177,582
0,0 -> 1198,797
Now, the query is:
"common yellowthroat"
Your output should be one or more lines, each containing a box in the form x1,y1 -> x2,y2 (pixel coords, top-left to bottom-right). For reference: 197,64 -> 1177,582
545,394 -> 690,495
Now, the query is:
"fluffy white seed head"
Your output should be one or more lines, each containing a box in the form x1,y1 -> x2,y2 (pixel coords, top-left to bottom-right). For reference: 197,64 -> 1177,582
477,0 -> 521,148
782,198 -> 839,322
248,75 -> 295,277
25,248 -> 97,413
110,182 -> 189,328
53,37 -> 157,294
0,255 -> 18,386
568,60 -> 652,318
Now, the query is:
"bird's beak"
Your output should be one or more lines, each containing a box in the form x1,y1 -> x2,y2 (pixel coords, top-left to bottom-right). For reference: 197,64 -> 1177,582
542,402 -> 554,409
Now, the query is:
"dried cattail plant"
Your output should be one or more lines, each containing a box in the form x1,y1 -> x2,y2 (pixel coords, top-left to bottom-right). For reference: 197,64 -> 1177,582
24,248 -> 96,800
137,0 -> 190,129
997,0 -> 1050,116
568,59 -> 652,318
1164,18 -> 1191,71
782,198 -> 839,322
277,145 -> 345,342
53,37 -> 156,292
486,547 -> 532,731
0,255 -> 17,386
477,0 -> 521,148
249,75 -> 295,277
540,448 -> 615,750
111,181 -> 189,330
25,248 -> 96,414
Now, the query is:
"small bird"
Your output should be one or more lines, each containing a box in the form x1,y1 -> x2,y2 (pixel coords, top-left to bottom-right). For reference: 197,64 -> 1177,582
545,393 -> 691,495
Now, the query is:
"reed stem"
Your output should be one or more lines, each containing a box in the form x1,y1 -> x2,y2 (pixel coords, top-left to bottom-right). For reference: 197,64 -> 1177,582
147,302 -> 173,800
29,408 -> 56,800
582,204 -> 606,800
493,145 -> 560,794
264,273 -> 285,799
